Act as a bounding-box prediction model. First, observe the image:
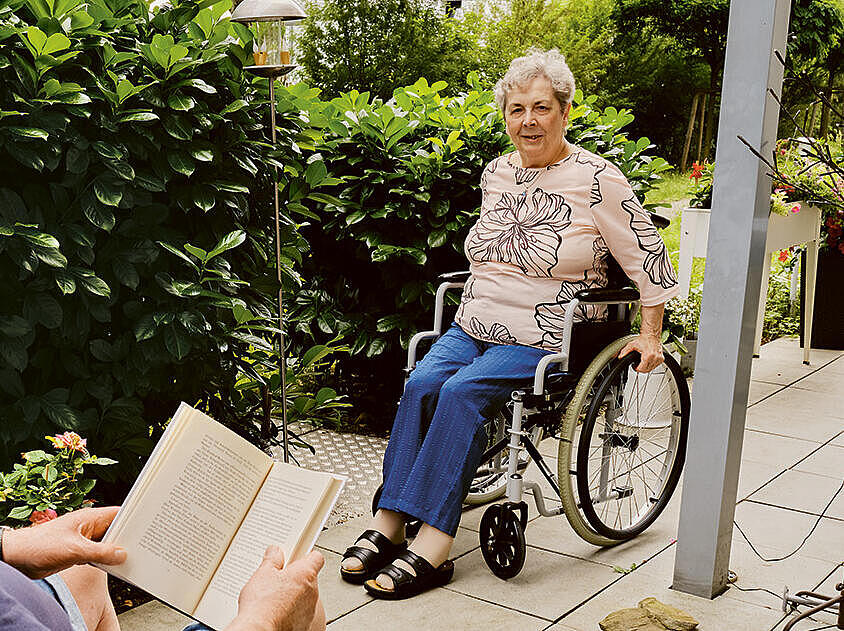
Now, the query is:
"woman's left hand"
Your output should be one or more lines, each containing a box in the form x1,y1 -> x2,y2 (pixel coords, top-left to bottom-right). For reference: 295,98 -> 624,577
618,303 -> 666,373
618,333 -> 664,373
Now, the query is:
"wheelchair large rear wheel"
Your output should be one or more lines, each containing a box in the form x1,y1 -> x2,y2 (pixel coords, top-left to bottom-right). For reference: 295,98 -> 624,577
557,336 -> 689,546
465,405 -> 543,505
576,350 -> 689,539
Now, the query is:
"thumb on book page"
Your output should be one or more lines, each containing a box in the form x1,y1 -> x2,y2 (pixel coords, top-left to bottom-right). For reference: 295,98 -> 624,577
262,545 -> 286,570
77,536 -> 127,566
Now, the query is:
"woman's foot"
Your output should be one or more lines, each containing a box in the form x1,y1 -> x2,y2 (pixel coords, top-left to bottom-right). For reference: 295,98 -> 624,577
369,523 -> 453,594
364,551 -> 454,600
340,509 -> 406,583
340,530 -> 407,584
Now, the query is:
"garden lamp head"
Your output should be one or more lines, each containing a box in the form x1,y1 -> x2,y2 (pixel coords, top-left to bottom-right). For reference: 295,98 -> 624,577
231,0 -> 305,70
230,0 -> 305,22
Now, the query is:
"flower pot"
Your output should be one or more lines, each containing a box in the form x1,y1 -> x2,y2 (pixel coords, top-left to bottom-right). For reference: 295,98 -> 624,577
680,338 -> 697,374
800,248 -> 844,350
677,205 -> 822,362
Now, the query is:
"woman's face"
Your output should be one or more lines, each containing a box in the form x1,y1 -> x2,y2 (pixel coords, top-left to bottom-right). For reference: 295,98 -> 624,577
504,76 -> 571,168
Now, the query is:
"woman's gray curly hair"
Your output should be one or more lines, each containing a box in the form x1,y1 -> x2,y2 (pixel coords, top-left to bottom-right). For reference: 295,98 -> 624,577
494,48 -> 575,113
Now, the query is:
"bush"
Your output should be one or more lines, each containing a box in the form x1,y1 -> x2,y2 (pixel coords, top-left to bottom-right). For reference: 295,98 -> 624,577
297,0 -> 480,100
0,431 -> 115,526
0,0 -> 336,483
284,78 -> 670,427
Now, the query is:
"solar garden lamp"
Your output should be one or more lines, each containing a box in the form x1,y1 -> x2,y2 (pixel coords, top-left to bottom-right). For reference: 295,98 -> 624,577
231,0 -> 305,463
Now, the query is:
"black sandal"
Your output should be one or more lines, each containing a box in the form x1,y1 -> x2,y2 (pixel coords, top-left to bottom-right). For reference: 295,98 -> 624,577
363,550 -> 454,600
340,530 -> 407,585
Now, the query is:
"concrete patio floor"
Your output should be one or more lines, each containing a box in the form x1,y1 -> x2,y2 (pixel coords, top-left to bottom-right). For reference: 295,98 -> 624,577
119,337 -> 844,631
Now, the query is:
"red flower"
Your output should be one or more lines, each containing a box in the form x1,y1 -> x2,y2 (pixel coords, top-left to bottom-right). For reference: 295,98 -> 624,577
789,203 -> 801,214
778,250 -> 789,262
690,162 -> 705,182
30,509 -> 58,524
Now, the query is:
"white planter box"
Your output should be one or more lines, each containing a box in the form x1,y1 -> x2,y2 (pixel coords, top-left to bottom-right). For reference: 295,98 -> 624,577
677,205 -> 822,363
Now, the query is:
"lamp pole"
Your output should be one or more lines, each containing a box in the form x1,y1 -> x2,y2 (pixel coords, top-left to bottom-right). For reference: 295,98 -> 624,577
231,0 -> 305,463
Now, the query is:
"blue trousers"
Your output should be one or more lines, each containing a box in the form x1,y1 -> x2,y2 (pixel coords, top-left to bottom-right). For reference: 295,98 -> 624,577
377,323 -> 552,536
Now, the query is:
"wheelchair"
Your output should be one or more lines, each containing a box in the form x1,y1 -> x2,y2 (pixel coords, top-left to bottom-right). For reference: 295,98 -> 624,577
373,217 -> 691,580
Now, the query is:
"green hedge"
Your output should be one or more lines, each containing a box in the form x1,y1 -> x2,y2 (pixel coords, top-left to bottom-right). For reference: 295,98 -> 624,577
0,0 -> 337,482
278,77 -> 671,426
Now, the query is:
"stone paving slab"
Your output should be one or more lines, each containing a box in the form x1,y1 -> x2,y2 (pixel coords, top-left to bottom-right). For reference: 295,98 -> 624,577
445,546 -> 619,621
327,587 -> 550,631
118,601 -> 192,631
546,563 -> 792,631
748,468 -> 844,520
733,501 -> 844,563
739,430 -> 821,467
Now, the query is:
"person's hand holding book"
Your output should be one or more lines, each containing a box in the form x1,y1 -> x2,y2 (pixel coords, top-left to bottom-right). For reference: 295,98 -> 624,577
2,507 -> 127,579
228,545 -> 326,631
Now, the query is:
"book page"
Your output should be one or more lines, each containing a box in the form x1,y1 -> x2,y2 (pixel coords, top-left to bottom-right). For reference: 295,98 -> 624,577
193,463 -> 341,629
102,405 -> 272,613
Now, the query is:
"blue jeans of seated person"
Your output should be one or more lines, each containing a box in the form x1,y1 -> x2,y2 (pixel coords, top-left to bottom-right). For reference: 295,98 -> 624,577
377,322 -> 552,537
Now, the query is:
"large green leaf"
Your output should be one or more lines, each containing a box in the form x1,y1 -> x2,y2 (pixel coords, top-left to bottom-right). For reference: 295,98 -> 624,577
104,160 -> 135,181
0,316 -> 32,338
118,111 -> 159,123
164,326 -> 191,360
92,141 -> 125,161
0,338 -> 27,371
193,186 -> 215,212
162,115 -> 193,140
23,293 -> 62,329
167,92 -> 195,111
17,226 -> 59,249
207,230 -> 245,261
167,151 -> 195,176
54,271 -> 76,294
4,127 -> 49,140
73,269 -> 111,298
113,259 -> 139,289
93,177 -> 123,206
40,389 -> 78,429
133,314 -> 156,342
82,196 -> 115,231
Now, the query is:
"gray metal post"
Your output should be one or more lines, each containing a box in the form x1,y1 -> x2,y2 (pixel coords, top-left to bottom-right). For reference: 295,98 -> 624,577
672,0 -> 791,598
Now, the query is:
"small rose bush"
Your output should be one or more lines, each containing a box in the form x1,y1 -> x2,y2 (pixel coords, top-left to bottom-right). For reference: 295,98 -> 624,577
0,432 -> 115,526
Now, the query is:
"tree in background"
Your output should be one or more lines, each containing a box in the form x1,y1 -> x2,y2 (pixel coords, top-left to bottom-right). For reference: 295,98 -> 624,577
463,0 -> 707,164
611,0 -> 729,162
462,0 -> 619,96
786,0 -> 844,138
297,0 -> 480,99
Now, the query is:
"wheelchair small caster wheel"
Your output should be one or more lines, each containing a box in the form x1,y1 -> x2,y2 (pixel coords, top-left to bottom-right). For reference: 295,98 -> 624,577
371,483 -> 422,538
479,503 -> 526,580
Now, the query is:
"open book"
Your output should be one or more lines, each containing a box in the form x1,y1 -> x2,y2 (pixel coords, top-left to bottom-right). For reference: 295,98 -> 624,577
99,402 -> 344,631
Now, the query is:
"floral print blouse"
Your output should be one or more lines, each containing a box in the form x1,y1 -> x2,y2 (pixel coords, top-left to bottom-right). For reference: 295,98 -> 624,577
454,147 -> 679,351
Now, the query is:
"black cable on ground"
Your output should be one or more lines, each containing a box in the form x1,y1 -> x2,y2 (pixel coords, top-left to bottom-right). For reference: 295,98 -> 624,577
734,478 -> 844,563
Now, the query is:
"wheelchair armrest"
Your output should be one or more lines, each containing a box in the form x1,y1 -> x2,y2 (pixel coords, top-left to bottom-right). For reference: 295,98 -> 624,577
407,330 -> 439,372
532,352 -> 569,395
438,270 -> 471,282
650,213 -> 670,230
574,287 -> 640,304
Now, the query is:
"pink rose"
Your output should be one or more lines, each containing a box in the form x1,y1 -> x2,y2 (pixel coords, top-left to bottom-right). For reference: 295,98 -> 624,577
29,509 -> 58,524
48,432 -> 87,453
790,203 -> 801,214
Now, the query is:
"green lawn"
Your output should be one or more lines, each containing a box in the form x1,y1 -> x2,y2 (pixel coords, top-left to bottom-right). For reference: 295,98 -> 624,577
645,170 -> 693,208
645,170 -> 708,289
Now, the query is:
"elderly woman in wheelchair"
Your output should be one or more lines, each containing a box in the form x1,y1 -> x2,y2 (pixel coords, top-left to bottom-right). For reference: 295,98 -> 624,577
340,48 -> 688,600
